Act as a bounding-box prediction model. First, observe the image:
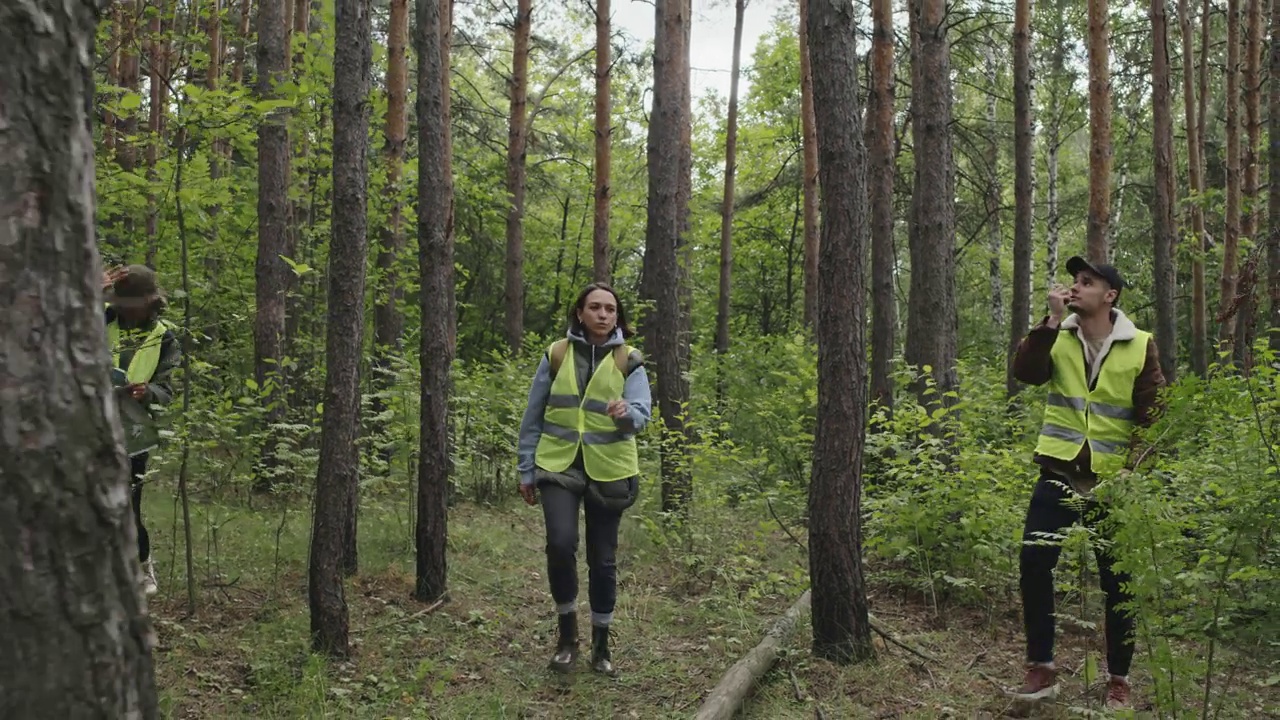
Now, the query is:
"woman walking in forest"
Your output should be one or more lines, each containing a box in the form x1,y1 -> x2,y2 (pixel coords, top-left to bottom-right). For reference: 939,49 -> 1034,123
516,282 -> 652,676
104,264 -> 181,596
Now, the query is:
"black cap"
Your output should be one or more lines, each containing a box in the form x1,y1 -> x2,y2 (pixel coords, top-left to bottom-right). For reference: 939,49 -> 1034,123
1065,256 -> 1125,303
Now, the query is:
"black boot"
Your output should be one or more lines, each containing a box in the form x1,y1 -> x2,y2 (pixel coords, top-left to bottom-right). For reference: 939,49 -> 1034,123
591,625 -> 616,677
548,612 -> 578,673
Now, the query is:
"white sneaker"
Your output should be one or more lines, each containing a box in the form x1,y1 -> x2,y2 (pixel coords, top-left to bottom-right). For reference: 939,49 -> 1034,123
141,559 -> 158,597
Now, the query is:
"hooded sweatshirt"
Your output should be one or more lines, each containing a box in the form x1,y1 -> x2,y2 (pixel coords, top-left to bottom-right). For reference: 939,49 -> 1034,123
517,326 -> 653,486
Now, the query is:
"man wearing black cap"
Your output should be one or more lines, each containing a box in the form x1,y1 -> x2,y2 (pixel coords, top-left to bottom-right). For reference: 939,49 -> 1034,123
1009,256 -> 1166,709
103,264 -> 181,597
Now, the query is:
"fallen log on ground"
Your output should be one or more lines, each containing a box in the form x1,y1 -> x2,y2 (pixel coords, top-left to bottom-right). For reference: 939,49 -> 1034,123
694,589 -> 812,720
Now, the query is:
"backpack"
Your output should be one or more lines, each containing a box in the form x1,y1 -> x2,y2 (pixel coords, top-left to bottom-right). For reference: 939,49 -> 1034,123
548,339 -> 634,377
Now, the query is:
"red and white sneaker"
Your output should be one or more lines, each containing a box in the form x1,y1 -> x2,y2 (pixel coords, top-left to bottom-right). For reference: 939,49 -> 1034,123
1105,676 -> 1131,710
1013,663 -> 1058,701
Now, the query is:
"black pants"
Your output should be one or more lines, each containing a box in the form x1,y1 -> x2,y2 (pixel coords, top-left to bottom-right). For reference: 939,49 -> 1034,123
131,453 -> 151,562
1020,468 -> 1134,676
539,482 -> 624,621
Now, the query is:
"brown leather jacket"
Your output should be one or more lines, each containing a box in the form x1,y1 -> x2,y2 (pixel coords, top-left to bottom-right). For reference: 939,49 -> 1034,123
1013,310 -> 1166,485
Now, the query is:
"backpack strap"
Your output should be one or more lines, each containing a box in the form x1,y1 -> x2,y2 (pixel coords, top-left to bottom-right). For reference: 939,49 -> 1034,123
548,339 -> 570,375
613,344 -> 630,375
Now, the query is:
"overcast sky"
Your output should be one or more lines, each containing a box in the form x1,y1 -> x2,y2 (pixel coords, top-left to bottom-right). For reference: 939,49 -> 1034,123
609,0 -> 782,100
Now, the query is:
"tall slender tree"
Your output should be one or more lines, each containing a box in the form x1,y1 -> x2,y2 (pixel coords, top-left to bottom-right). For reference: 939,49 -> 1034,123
1009,0 -> 1033,397
374,0 -> 409,390
593,0 -> 612,283
715,0 -> 747,360
1086,0 -> 1112,263
867,0 -> 896,413
1222,0 -> 1243,353
1180,0 -> 1209,376
807,0 -> 874,665
415,0 -> 455,603
504,0 -> 532,353
1269,0 -> 1280,351
800,0 -> 820,327
1235,0 -> 1264,363
1151,0 -> 1179,382
310,0 -> 372,656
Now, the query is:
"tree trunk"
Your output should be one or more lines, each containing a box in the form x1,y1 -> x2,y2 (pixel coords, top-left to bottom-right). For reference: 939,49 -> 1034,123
646,0 -> 693,514
984,34 -> 1005,332
1046,119 -> 1060,286
867,0 -> 896,413
1222,0 -> 1242,354
255,0 -> 293,490
504,0 -> 531,354
1151,0 -> 1179,383
0,0 -> 159,711
1086,0 -> 1112,264
309,0 -> 371,657
1235,0 -> 1264,365
1180,0 -> 1209,376
800,0 -> 821,328
1271,0 -> 1280,352
905,0 -> 959,407
415,0 -> 454,603
1008,0 -> 1033,398
104,5 -> 120,156
375,0 -> 408,376
593,0 -> 612,283
806,0 -> 874,665
145,0 -> 167,267
715,0 -> 746,359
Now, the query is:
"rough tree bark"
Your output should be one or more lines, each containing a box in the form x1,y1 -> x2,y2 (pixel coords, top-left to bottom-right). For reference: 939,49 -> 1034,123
1180,0 -> 1209,376
646,0 -> 693,514
144,0 -> 168,267
1221,0 -> 1242,354
867,0 -> 896,413
1270,0 -> 1280,352
983,34 -> 1005,332
0,0 -> 159,713
504,0 -> 532,353
254,0 -> 293,489
1086,0 -> 1112,263
1151,0 -> 1179,382
415,0 -> 454,603
593,0 -> 612,283
800,0 -> 821,328
1235,0 -> 1264,364
1008,0 -> 1033,398
905,0 -> 959,407
807,0 -> 875,664
715,0 -> 747,359
309,0 -> 371,657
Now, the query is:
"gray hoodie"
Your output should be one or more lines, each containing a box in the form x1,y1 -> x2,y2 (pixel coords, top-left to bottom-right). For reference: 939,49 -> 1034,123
517,326 -> 653,486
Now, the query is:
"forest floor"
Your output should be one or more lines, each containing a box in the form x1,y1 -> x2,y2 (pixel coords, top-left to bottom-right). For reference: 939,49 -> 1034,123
143,493 -> 1277,719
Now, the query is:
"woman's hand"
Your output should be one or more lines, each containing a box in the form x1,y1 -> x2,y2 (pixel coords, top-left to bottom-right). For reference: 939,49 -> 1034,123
606,400 -> 629,420
102,266 -> 127,291
518,483 -> 537,506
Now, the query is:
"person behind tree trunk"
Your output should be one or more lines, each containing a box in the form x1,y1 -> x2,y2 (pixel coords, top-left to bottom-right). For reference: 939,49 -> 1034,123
516,283 -> 652,676
1010,256 -> 1166,710
103,264 -> 181,597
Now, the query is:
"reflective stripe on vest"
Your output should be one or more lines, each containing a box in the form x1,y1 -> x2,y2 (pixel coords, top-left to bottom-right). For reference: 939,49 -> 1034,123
1033,329 -> 1150,476
534,342 -> 640,482
107,316 -> 170,385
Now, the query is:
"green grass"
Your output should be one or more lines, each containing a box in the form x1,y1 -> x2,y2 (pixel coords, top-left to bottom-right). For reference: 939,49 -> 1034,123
141,488 -> 1278,719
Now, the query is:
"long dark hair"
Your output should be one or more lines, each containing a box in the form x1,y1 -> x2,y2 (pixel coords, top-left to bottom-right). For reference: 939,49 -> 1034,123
568,282 -> 635,339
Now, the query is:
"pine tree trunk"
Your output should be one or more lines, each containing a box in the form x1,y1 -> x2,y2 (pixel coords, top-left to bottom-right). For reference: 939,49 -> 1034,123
233,0 -> 251,85
715,0 -> 746,359
415,0 -> 454,603
806,0 -> 874,666
1180,0 -> 1209,376
1271,0 -> 1280,352
1009,0 -> 1033,397
255,0 -> 293,490
309,0 -> 371,657
1086,0 -> 1112,264
984,35 -> 1005,332
647,0 -> 693,514
1151,0 -> 1179,382
593,0 -> 612,283
0,0 -> 159,710
905,0 -> 959,407
145,0 -> 168,267
1235,0 -> 1264,365
867,0 -> 896,412
375,0 -> 408,371
800,0 -> 821,328
1222,0 -> 1243,354
504,0 -> 531,353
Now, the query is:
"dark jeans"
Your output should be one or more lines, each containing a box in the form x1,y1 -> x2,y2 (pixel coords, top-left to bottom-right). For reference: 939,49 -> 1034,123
131,453 -> 150,562
1020,468 -> 1134,676
539,481 -> 624,619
